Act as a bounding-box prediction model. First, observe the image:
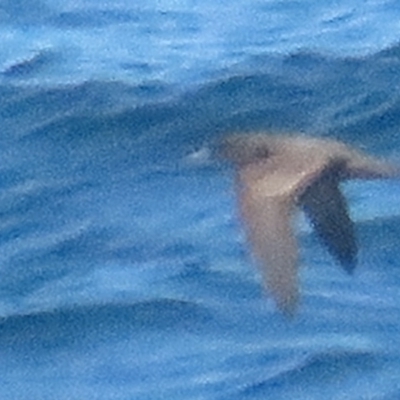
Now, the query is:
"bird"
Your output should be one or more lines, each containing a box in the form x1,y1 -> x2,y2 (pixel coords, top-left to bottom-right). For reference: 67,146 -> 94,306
220,133 -> 398,316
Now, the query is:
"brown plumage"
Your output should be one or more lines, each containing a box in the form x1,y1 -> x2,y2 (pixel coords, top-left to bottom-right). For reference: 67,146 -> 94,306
220,133 -> 398,315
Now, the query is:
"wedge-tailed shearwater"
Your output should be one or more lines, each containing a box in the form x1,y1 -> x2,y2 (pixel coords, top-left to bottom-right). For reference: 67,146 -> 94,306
220,133 -> 398,315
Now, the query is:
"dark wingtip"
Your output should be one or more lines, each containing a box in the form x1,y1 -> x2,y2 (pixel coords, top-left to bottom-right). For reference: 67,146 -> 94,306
341,258 -> 357,275
336,250 -> 357,275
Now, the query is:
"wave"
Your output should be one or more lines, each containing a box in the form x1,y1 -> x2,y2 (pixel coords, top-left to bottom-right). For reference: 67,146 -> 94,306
335,98 -> 400,149
230,349 -> 379,399
0,299 -> 215,351
2,42 -> 400,158
1,50 -> 58,79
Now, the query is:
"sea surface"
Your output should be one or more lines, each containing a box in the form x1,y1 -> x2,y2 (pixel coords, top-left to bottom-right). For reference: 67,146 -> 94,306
1,1 -> 400,399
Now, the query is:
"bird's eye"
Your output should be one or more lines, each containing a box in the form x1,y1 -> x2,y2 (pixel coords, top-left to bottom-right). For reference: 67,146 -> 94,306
254,147 -> 270,159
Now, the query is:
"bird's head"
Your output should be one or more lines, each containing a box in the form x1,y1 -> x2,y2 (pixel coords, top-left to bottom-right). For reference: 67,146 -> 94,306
218,134 -> 275,166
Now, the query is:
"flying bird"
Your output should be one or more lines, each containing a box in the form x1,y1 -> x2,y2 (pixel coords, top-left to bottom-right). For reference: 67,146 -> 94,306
220,133 -> 398,316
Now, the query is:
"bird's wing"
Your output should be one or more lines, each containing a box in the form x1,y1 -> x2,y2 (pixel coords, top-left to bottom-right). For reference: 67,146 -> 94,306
300,171 -> 357,273
237,158 -> 329,315
240,193 -> 299,315
328,140 -> 399,179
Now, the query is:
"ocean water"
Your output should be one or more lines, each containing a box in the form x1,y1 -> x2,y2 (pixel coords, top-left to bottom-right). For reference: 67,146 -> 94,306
1,1 -> 400,399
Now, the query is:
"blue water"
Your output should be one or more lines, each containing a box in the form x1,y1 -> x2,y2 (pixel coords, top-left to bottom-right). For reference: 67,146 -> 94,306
1,1 -> 400,399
